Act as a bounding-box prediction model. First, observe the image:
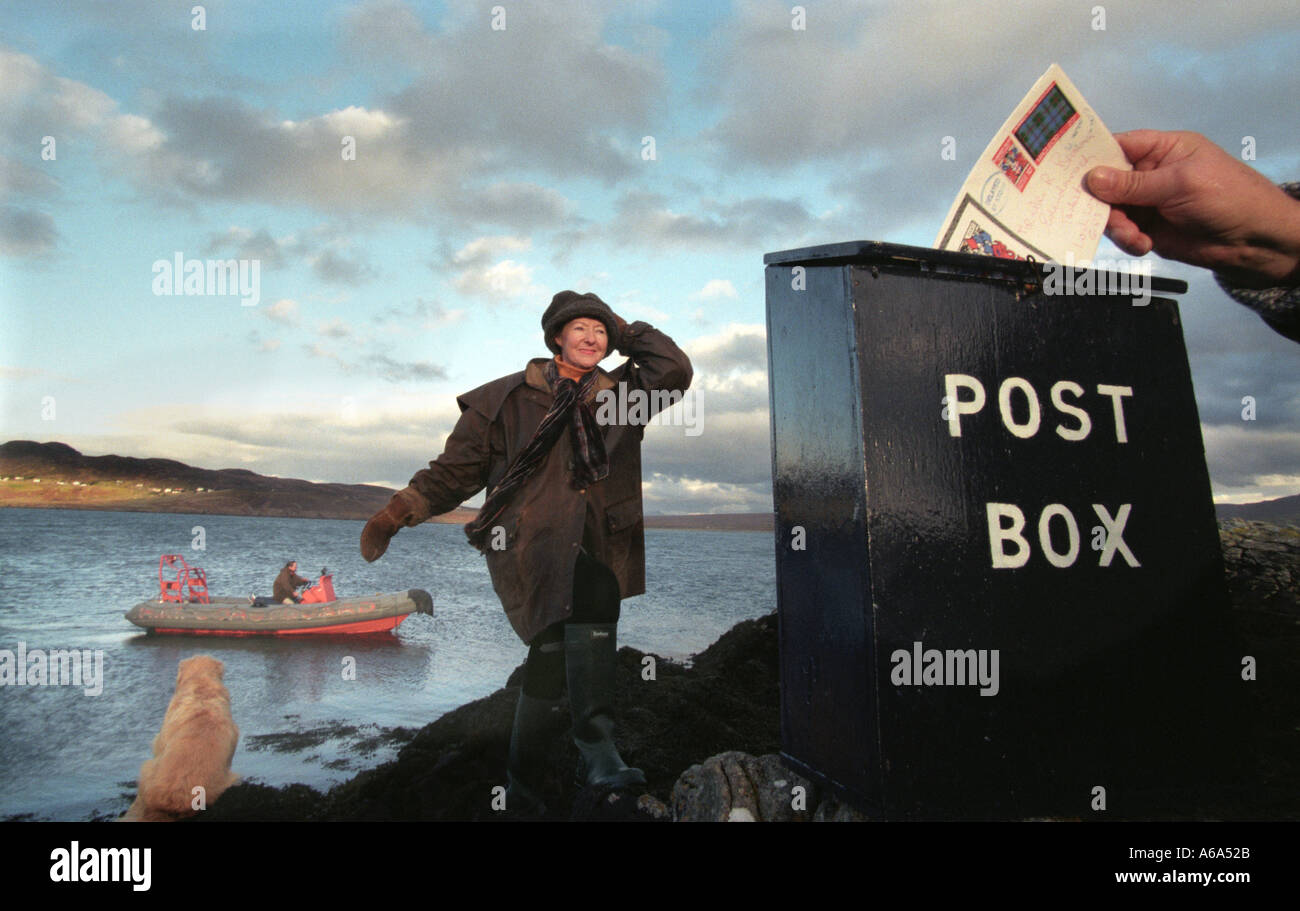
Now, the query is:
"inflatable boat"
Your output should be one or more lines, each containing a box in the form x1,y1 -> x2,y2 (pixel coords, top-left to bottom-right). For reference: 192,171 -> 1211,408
125,589 -> 433,636
126,555 -> 433,636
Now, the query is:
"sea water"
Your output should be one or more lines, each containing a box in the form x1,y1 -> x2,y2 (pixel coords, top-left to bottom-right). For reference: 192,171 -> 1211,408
0,508 -> 774,820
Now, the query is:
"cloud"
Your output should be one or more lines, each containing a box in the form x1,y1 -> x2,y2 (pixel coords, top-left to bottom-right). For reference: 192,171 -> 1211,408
619,323 -> 777,500
340,0 -> 435,69
0,1 -> 665,233
317,318 -> 353,339
0,205 -> 57,256
687,324 -> 768,376
1203,423 -> 1300,492
206,222 -> 375,284
139,95 -> 433,211
372,298 -> 465,330
450,235 -> 531,268
691,279 -> 738,301
99,392 -> 466,485
362,0 -> 664,182
302,339 -> 447,383
567,191 -> 825,252
442,182 -> 573,230
311,247 -> 376,285
303,342 -> 347,367
263,299 -> 301,326
205,227 -> 288,268
452,259 -> 539,299
0,48 -> 442,216
703,0 -> 1300,173
0,155 -> 58,198
641,470 -> 772,515
369,354 -> 447,383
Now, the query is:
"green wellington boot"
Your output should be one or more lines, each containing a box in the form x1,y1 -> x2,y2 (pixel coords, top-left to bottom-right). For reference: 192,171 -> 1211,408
505,691 -> 562,815
564,623 -> 647,791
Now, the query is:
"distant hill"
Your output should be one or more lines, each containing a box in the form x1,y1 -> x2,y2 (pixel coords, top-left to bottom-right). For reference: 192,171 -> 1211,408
1215,493 -> 1300,526
0,441 -> 771,529
0,440 -> 399,521
644,513 -> 772,531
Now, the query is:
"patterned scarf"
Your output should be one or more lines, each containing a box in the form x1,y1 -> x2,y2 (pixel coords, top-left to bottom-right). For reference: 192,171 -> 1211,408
464,359 -> 608,551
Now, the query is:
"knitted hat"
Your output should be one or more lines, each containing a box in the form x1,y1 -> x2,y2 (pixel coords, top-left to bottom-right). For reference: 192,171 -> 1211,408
541,290 -> 617,356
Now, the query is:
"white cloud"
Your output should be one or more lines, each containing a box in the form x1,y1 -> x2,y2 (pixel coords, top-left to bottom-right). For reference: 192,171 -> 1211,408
452,235 -> 531,268
641,472 -> 771,514
686,323 -> 768,374
452,259 -> 539,299
263,299 -> 301,326
690,279 -> 738,301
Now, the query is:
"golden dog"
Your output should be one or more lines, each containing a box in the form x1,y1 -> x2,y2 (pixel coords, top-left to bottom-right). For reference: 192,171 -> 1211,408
122,655 -> 239,821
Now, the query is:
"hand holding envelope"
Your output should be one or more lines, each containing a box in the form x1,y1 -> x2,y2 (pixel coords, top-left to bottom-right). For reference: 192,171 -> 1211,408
935,64 -> 1129,265
1087,130 -> 1300,288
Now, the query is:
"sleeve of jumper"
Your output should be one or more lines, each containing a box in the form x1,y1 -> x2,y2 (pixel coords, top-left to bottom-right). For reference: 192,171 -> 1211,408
406,405 -> 495,516
1213,181 -> 1300,344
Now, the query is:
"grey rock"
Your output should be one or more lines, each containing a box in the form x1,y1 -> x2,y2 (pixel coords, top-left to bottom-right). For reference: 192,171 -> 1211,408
1219,519 -> 1300,615
671,751 -> 816,821
637,793 -> 670,820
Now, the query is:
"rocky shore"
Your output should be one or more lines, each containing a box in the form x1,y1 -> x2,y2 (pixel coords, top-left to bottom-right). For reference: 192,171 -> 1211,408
199,519 -> 1299,822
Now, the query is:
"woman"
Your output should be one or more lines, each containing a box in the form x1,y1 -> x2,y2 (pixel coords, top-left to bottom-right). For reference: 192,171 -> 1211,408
360,290 -> 693,812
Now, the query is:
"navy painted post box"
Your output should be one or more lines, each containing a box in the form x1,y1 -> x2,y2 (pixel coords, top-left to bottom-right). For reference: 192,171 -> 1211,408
764,240 -> 1244,819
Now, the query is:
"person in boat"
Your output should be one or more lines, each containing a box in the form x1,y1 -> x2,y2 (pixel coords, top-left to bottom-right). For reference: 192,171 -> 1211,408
249,560 -> 310,607
360,291 -> 692,813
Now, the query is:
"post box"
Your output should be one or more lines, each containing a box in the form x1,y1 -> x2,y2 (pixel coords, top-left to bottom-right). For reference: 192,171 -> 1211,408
765,240 -> 1244,819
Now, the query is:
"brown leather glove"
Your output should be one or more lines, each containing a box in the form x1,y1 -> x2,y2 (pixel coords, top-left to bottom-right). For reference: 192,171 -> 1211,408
360,487 -> 431,562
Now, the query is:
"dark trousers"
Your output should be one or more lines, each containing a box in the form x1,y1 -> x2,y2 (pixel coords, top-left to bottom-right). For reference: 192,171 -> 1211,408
521,550 -> 620,699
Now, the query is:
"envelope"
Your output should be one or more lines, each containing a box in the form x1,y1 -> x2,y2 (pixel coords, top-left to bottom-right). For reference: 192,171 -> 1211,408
934,64 -> 1129,265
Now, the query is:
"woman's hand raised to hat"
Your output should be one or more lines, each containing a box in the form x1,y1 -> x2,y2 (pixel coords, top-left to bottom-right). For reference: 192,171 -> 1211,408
609,310 -> 629,353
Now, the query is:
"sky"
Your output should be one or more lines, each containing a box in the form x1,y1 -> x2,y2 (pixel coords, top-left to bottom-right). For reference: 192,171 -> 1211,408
1,0 -> 1298,515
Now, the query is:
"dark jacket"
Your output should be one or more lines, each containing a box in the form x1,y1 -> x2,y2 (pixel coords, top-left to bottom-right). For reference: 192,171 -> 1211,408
1214,182 -> 1300,344
407,321 -> 693,643
273,566 -> 309,602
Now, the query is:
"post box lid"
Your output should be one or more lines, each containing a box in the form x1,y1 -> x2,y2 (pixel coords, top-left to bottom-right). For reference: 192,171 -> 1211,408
764,239 -> 1187,296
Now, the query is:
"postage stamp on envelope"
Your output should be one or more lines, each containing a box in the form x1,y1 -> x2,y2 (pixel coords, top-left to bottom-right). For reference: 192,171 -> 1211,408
992,136 -> 1035,191
1014,82 -> 1079,162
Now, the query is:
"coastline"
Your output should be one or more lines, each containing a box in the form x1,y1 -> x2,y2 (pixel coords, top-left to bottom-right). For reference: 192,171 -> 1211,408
0,500 -> 775,531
